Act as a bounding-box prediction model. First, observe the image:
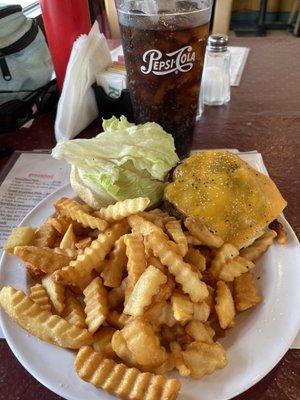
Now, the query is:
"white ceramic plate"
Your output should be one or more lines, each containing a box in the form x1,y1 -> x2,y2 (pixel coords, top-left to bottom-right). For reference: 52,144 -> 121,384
1,183 -> 300,400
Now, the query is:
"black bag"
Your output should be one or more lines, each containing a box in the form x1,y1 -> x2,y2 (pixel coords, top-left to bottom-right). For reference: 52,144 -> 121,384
0,4 -> 57,133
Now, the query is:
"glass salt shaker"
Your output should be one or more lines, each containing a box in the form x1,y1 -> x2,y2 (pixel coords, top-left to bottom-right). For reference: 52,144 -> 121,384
201,34 -> 231,106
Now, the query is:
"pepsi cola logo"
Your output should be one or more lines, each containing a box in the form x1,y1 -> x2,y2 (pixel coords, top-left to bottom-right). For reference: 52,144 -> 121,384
140,46 -> 196,75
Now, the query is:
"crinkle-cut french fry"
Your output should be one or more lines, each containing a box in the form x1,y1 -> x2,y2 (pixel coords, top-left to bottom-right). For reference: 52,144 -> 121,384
54,197 -> 89,214
189,264 -> 203,281
92,326 -> 116,358
233,272 -> 262,312
4,227 -> 36,254
184,217 -> 224,249
145,232 -> 209,303
33,223 -> 58,248
75,237 -> 92,250
59,224 -> 76,250
42,275 -> 65,315
50,215 -> 71,235
108,286 -> 125,309
210,243 -> 239,277
55,240 -> 64,251
144,301 -> 177,329
77,270 -> 99,292
161,324 -> 186,343
170,292 -> 210,324
50,215 -> 87,236
138,210 -> 168,224
151,217 -> 166,231
147,256 -> 166,273
152,274 -> 175,303
124,266 -> 167,317
29,283 -> 52,311
55,197 -> 108,231
14,246 -> 72,274
184,232 -> 202,246
205,285 -> 215,309
269,220 -> 287,244
240,230 -> 277,261
166,240 -> 183,256
111,330 -> 138,367
117,319 -> 167,369
177,335 -> 196,347
62,290 -> 86,329
101,237 -> 127,288
33,222 -> 60,248
106,311 -> 131,330
170,342 -> 190,377
148,209 -> 171,218
218,256 -> 255,282
150,217 -> 167,233
26,264 -> 45,279
54,247 -> 78,259
184,248 -> 206,272
210,242 -> 255,282
53,221 -> 129,286
185,320 -> 215,343
124,234 -> 147,301
182,341 -> 227,379
171,292 -> 194,324
0,286 -> 92,349
95,197 -> 150,222
152,353 -> 176,374
56,197 -> 92,215
165,219 -> 188,257
75,346 -> 181,400
127,215 -> 168,238
137,211 -> 162,223
193,301 -> 211,322
83,277 -> 108,334
215,281 -> 235,329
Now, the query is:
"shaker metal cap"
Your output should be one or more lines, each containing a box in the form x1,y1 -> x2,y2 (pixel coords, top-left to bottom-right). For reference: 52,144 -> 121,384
208,34 -> 228,52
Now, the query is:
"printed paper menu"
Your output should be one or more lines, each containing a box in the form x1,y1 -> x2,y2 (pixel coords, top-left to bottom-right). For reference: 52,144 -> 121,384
0,152 -> 70,250
0,152 -> 70,338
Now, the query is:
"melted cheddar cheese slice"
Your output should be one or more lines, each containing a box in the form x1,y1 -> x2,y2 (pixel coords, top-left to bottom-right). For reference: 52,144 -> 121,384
164,151 -> 287,249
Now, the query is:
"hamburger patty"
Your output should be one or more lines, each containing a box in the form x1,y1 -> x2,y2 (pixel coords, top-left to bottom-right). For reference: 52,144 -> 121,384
163,151 -> 286,249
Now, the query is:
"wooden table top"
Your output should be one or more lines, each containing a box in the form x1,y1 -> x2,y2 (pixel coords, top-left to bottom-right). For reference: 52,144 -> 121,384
0,36 -> 299,400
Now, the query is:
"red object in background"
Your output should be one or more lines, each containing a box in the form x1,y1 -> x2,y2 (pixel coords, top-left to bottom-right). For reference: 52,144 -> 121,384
40,0 -> 91,91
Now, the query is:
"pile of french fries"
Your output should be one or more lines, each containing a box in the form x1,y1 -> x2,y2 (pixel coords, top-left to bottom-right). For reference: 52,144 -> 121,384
1,196 -> 281,400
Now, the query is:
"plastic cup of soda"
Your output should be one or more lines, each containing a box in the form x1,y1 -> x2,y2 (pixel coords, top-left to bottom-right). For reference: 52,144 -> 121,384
116,0 -> 212,158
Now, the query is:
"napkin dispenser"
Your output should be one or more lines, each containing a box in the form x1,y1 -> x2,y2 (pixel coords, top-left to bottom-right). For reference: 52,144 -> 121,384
92,83 -> 134,122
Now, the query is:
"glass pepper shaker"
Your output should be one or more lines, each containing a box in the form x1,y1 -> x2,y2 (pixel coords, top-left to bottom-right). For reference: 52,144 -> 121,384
201,34 -> 231,106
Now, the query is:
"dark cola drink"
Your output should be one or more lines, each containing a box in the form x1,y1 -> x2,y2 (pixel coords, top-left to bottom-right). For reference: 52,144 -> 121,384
117,1 -> 212,158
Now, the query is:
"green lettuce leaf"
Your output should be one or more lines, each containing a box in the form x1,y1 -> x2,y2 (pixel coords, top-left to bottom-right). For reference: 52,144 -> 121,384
102,115 -> 134,132
52,116 -> 178,205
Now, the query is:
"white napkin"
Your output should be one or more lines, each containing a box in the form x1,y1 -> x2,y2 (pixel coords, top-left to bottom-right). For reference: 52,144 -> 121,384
55,22 -> 112,142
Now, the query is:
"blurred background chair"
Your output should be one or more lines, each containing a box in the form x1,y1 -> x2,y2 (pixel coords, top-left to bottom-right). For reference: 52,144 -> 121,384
230,0 -> 299,37
288,0 -> 300,36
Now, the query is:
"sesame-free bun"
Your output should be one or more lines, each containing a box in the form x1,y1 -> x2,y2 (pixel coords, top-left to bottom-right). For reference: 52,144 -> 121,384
70,165 -> 115,210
